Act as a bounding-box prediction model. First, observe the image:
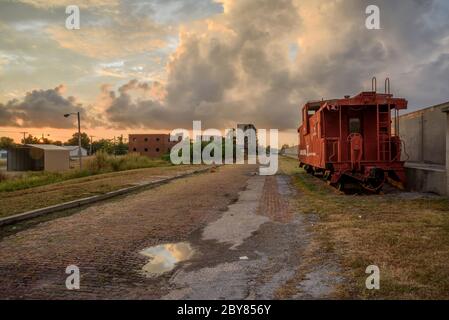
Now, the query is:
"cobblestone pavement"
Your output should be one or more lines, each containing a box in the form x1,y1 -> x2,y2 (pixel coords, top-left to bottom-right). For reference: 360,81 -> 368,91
0,165 -> 338,299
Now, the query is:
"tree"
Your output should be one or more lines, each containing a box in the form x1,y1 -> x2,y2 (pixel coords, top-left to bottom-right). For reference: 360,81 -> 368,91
38,135 -> 52,144
0,137 -> 15,149
92,139 -> 114,154
22,134 -> 39,144
115,135 -> 128,155
65,132 -> 90,150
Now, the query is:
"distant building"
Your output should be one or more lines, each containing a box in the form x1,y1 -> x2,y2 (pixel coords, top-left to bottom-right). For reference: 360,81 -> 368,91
237,123 -> 257,133
0,149 -> 7,159
128,134 -> 178,158
7,144 -> 70,172
236,124 -> 258,156
282,145 -> 299,159
61,145 -> 88,159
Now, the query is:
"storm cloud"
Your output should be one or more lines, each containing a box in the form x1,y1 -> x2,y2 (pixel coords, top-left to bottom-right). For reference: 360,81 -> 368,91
1,0 -> 448,132
102,0 -> 449,130
0,85 -> 88,128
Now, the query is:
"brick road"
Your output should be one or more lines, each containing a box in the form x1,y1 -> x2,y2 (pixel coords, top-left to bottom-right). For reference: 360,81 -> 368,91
0,164 -> 336,299
0,165 -> 258,299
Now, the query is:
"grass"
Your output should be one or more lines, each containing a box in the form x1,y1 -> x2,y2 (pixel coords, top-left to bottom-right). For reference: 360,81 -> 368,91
279,156 -> 449,299
0,152 -> 172,193
0,163 -> 209,218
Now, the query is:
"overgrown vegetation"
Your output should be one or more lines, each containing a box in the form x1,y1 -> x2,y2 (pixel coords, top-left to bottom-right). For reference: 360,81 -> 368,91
0,152 -> 172,193
279,156 -> 449,299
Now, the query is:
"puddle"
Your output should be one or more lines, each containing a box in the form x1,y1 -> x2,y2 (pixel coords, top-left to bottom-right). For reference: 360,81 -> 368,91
139,242 -> 194,276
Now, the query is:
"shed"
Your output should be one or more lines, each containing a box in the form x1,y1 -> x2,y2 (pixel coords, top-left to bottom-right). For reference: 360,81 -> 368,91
0,149 -> 7,159
61,145 -> 88,158
7,144 -> 70,172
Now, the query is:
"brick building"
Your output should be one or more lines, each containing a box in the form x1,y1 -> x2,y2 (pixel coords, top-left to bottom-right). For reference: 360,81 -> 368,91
128,134 -> 178,158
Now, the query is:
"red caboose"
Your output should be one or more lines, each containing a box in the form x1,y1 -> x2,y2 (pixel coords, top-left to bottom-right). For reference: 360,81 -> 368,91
298,79 -> 407,192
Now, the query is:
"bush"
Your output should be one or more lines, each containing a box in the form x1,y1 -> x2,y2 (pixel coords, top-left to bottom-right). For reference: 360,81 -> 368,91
0,172 -> 8,183
87,151 -> 110,172
85,152 -> 171,173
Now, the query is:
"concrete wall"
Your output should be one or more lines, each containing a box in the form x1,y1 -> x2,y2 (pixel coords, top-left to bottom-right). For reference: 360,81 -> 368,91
398,102 -> 449,195
404,163 -> 446,195
399,104 -> 447,165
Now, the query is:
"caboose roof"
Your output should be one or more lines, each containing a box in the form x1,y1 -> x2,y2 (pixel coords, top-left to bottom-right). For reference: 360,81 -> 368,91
304,91 -> 408,111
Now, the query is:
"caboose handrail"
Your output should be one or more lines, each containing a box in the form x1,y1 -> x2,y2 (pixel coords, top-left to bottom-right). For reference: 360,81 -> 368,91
372,77 -> 377,92
385,78 -> 390,94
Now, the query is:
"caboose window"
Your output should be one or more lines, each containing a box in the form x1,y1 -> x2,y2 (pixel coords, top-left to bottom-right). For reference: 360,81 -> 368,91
349,118 -> 361,134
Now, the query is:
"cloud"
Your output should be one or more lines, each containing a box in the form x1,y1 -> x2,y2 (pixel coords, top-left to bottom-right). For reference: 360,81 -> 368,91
102,0 -> 449,131
0,85 -> 90,128
3,0 -> 449,132
46,13 -> 169,59
104,0 -> 304,129
99,80 -> 173,129
17,0 -> 119,9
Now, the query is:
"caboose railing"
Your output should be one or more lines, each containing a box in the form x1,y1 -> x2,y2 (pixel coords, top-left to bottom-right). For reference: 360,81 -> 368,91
325,138 -> 339,162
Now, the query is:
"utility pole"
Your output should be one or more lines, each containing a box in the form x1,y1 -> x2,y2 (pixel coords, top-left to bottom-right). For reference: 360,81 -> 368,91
40,133 -> 50,143
113,136 -> 116,157
77,112 -> 82,169
120,134 -> 124,155
90,135 -> 95,155
20,132 -> 28,144
64,112 -> 82,170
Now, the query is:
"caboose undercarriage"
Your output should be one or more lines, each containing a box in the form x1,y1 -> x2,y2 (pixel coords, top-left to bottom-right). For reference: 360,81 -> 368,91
300,161 -> 405,193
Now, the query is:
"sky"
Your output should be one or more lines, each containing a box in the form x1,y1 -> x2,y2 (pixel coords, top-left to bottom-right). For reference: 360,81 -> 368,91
0,0 -> 448,145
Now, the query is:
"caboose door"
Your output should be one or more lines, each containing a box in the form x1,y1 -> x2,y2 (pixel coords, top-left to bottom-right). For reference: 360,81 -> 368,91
347,114 -> 364,167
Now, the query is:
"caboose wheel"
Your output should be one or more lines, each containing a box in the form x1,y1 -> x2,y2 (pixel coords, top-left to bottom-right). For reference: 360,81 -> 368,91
304,165 -> 314,174
361,180 -> 384,193
336,181 -> 344,191
330,180 -> 345,191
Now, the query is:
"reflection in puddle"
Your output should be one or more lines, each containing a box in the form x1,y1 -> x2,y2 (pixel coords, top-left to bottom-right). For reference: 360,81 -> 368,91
139,242 -> 194,276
